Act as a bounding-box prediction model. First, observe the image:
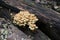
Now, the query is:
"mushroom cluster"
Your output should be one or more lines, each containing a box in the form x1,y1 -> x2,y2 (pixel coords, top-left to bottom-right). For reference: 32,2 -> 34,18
13,11 -> 38,30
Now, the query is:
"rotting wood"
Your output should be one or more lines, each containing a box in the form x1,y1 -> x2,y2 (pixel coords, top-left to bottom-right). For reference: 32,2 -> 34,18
0,0 -> 60,40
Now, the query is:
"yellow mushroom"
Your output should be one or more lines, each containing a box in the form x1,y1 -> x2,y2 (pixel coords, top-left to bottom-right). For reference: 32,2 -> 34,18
13,10 -> 38,30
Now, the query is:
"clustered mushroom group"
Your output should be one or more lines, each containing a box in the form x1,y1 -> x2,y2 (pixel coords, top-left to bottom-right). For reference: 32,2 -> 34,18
13,11 -> 38,30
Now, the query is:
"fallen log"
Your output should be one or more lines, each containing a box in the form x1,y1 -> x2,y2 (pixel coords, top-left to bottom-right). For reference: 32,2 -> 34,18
0,8 -> 50,40
0,0 -> 60,40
